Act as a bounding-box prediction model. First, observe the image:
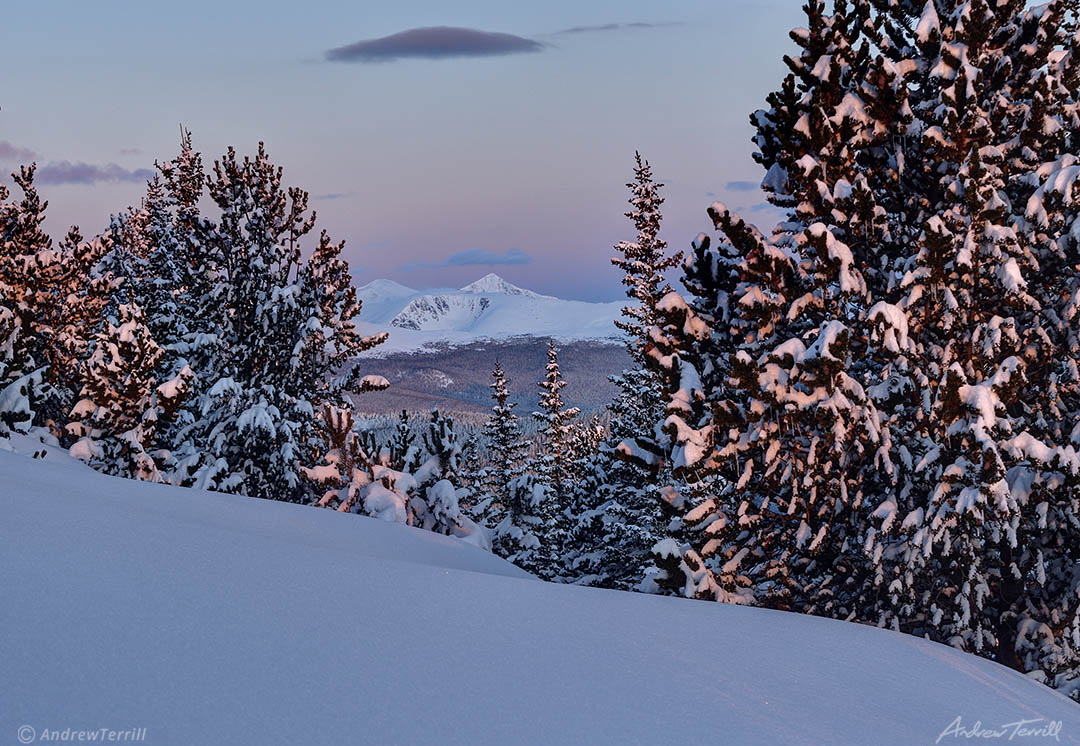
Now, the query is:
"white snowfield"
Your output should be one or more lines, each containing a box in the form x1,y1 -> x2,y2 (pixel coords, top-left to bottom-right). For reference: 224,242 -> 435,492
2,447 -> 1078,746
355,274 -> 624,354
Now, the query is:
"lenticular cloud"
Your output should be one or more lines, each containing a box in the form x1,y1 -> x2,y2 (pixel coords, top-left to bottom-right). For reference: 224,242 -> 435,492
326,26 -> 544,63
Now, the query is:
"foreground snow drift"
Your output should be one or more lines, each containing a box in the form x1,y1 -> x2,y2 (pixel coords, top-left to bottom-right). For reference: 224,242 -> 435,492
1,450 -> 1077,746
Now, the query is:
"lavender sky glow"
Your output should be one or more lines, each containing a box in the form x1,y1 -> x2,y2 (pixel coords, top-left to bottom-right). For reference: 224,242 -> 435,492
3,0 -> 801,301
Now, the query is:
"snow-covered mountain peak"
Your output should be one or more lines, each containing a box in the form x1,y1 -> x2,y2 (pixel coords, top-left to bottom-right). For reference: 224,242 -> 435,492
460,273 -> 540,298
358,278 -> 417,296
390,293 -> 493,331
355,274 -> 625,353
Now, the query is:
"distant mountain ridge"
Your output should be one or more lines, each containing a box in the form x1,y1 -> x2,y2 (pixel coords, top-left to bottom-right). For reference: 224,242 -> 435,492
355,273 -> 624,354
459,272 -> 547,298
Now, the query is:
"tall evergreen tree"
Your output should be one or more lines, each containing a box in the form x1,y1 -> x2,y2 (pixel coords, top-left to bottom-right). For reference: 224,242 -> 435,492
533,341 -> 580,500
0,166 -> 61,430
180,141 -> 388,501
570,153 -> 683,590
479,361 -> 527,524
633,0 -> 1080,698
528,341 -> 580,579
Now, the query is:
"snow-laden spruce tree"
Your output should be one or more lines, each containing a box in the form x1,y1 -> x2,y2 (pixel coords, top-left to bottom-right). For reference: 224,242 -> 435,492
565,154 -> 682,590
414,409 -> 476,536
0,163 -> 117,443
492,473 -> 550,574
609,153 -> 684,441
533,341 -> 580,501
644,207 -> 889,609
0,167 -> 51,438
861,0 -> 1080,697
483,361 -> 564,573
628,0 -> 903,606
0,165 -> 78,434
41,227 -> 113,431
460,431 -> 483,511
478,361 -> 527,526
305,403 -> 417,523
175,142 -> 388,501
66,303 -> 191,481
133,177 -> 189,364
523,341 -> 580,578
61,176 -> 198,480
305,404 -> 489,548
387,409 -> 422,473
634,0 -> 1080,698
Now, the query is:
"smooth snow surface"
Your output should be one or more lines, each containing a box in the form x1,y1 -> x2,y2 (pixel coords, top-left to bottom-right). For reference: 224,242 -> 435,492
355,273 -> 623,354
2,449 -> 1078,746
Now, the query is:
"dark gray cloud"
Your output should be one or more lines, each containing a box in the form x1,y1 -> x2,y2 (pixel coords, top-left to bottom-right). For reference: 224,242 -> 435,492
35,161 -> 155,186
725,180 -> 759,192
312,191 -> 352,200
403,247 -> 531,270
551,21 -> 679,35
0,141 -> 39,162
326,27 -> 544,63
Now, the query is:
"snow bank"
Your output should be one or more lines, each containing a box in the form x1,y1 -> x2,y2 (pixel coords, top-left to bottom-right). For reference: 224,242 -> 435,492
1,450 -> 1076,746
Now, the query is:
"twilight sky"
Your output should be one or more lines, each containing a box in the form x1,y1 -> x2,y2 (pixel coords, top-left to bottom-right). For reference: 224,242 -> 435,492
2,0 -> 802,301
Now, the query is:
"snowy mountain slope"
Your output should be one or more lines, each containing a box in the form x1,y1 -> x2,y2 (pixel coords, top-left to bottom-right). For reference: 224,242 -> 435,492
355,273 -> 624,353
461,272 -> 545,297
2,449 -> 1077,746
354,278 -> 420,325
391,293 -> 495,331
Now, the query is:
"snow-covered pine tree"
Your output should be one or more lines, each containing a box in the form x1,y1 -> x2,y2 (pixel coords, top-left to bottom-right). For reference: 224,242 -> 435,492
566,153 -> 686,590
0,165 -> 60,432
657,199 -> 890,609
460,431 -> 483,510
303,404 -> 418,524
156,128 -> 223,388
630,0 -> 902,610
492,473 -> 549,574
182,141 -> 388,501
993,6 -> 1080,697
527,341 -> 580,579
860,0 -> 1080,697
418,409 -> 462,486
387,410 -> 422,473
39,226 -> 113,433
413,408 -> 473,536
609,153 -> 684,440
66,303 -> 189,481
55,188 -> 196,481
133,178 -> 188,360
305,404 -> 368,511
479,361 -> 527,526
637,0 -> 1080,698
533,341 -> 580,500
752,0 -> 903,280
